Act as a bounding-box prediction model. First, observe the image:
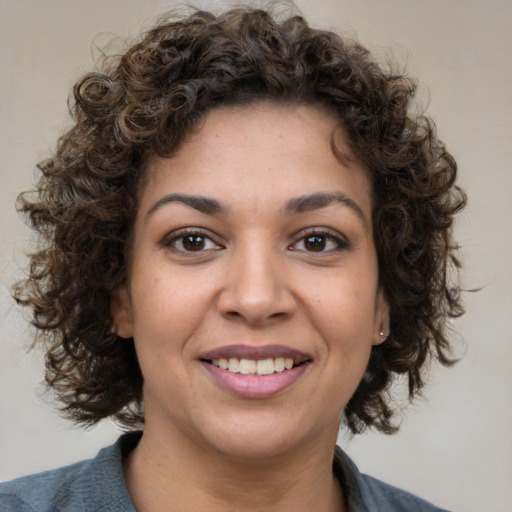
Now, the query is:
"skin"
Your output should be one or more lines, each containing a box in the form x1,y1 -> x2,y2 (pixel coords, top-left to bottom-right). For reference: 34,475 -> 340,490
112,101 -> 389,512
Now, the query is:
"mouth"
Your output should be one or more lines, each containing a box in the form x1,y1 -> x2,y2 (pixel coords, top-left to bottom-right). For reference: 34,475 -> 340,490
199,345 -> 312,397
200,344 -> 311,375
207,356 -> 305,376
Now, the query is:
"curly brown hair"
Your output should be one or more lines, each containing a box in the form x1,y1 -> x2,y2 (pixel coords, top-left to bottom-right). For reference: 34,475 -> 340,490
14,6 -> 466,434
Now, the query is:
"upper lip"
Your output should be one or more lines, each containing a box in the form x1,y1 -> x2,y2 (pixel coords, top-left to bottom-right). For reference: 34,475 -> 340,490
199,344 -> 312,363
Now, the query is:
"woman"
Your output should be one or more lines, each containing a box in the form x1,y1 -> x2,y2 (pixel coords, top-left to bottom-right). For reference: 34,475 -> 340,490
1,6 -> 465,511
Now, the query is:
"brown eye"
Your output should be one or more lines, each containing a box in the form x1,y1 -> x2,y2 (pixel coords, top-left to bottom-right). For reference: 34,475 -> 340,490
304,235 -> 327,252
182,235 -> 206,251
166,231 -> 221,253
290,230 -> 349,253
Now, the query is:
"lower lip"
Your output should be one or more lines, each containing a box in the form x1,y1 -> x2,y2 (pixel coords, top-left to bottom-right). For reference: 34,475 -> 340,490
202,362 -> 310,398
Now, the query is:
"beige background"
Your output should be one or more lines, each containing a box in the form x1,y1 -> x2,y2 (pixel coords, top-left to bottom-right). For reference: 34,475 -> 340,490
1,1 -> 511,510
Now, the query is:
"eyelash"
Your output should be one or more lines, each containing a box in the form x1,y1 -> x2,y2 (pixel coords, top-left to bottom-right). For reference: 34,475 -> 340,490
289,228 -> 349,254
162,227 -> 349,255
162,229 -> 222,253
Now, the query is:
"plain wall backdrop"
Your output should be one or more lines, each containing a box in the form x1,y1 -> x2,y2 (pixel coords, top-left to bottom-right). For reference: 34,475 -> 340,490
1,1 -> 511,511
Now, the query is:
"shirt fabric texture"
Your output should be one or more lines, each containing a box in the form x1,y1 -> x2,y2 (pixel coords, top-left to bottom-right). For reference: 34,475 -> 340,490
0,432 -> 450,511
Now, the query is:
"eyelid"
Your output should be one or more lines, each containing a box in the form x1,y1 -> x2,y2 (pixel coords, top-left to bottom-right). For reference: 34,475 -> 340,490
289,227 -> 350,252
161,227 -> 223,252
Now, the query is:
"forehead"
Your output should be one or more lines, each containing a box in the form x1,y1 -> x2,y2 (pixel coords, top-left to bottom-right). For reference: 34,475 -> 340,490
141,102 -> 372,216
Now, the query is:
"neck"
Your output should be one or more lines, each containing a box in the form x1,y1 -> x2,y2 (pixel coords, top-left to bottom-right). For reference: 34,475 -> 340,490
124,425 -> 345,512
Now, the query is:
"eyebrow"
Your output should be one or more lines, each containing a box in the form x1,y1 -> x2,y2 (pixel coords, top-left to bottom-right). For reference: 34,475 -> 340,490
284,192 -> 367,225
146,193 -> 224,218
146,191 -> 367,226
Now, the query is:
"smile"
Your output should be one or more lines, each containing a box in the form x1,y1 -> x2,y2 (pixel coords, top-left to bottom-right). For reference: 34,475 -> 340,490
209,357 -> 296,375
200,345 -> 311,398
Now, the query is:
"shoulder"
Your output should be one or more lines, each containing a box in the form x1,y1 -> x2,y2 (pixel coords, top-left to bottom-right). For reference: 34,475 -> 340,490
0,433 -> 139,512
0,460 -> 88,512
334,446 -> 451,512
357,474 -> 451,512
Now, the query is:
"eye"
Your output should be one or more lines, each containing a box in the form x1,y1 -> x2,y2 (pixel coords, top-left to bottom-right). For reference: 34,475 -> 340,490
290,229 -> 348,253
164,230 -> 222,253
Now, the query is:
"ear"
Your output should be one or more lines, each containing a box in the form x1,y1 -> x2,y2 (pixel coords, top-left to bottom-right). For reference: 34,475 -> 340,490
373,288 -> 390,346
111,285 -> 134,339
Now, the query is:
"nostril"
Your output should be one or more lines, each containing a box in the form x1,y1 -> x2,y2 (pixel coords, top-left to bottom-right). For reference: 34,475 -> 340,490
217,279 -> 297,324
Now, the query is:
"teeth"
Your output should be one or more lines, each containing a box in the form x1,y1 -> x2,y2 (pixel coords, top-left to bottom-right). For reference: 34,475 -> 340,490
256,358 -> 274,375
274,357 -> 285,372
239,359 -> 257,375
228,357 -> 240,373
211,357 -> 299,375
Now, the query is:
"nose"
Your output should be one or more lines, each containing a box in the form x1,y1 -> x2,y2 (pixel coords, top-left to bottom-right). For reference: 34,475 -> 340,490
217,244 -> 297,326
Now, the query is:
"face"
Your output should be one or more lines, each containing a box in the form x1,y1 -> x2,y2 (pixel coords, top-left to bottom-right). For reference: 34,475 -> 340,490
112,102 -> 389,460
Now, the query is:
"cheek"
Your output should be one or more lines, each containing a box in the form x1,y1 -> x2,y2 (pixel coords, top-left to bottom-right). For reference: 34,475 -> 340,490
317,297 -> 375,396
129,265 -> 217,350
305,274 -> 377,337
303,274 -> 377,391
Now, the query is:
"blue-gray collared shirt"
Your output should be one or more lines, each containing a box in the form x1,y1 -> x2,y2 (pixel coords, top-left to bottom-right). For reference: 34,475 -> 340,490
0,432 -> 450,511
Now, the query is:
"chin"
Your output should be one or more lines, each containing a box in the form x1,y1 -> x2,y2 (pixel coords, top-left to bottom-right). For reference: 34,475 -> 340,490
211,432 -> 298,462
201,411 -> 333,463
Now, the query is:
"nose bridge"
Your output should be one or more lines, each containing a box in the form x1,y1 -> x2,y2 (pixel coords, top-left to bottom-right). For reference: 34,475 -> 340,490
218,233 -> 295,324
